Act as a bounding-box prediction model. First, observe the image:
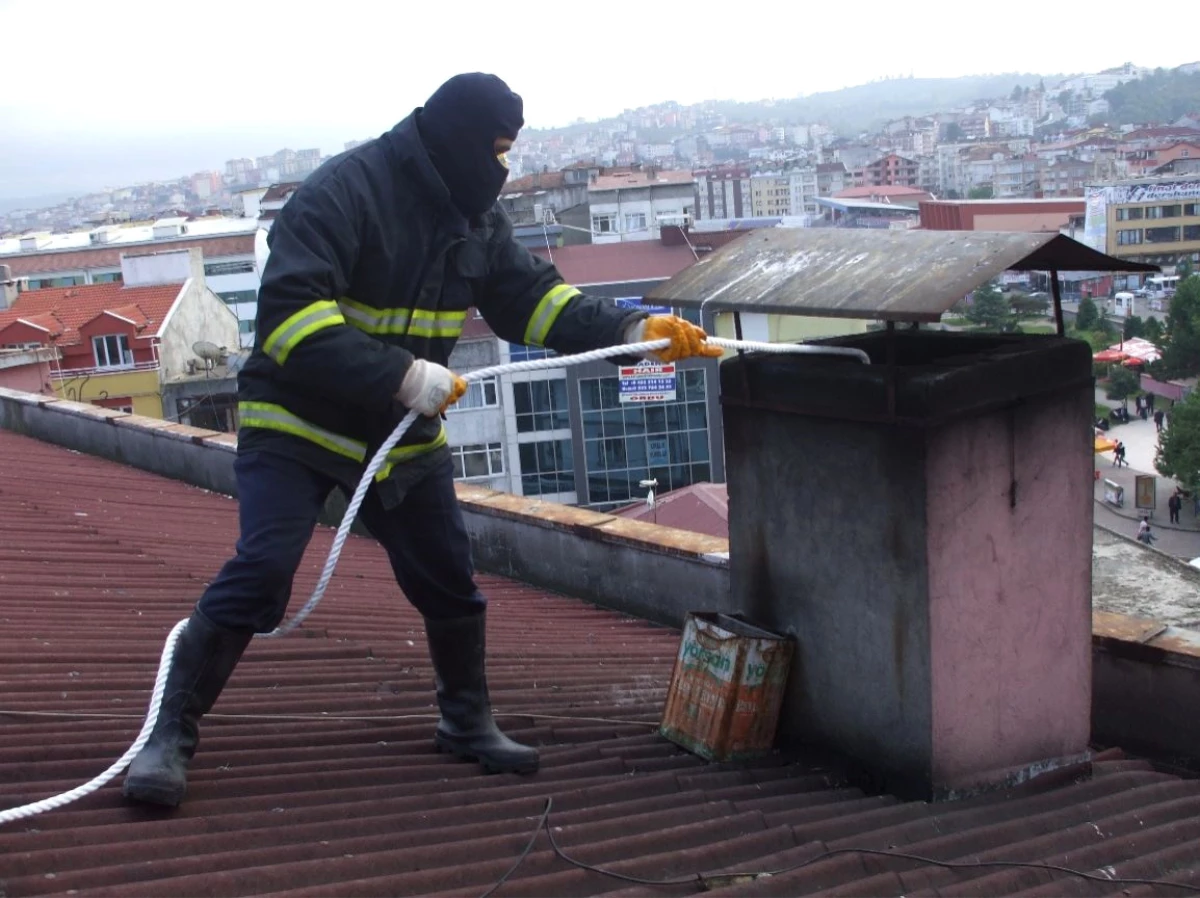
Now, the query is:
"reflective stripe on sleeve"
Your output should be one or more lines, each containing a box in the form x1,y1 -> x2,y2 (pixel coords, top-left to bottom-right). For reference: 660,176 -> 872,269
523,283 -> 580,347
262,300 -> 345,365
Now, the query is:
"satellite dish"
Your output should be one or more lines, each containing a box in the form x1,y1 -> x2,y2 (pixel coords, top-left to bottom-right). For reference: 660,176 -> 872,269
192,340 -> 225,363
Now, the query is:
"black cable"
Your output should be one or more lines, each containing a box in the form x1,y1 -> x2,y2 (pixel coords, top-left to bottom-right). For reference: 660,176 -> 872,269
479,796 -> 1200,897
477,798 -> 554,898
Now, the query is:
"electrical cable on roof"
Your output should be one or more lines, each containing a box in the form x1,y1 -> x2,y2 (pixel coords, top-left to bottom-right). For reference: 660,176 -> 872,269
0,335 -> 866,826
475,797 -> 1200,898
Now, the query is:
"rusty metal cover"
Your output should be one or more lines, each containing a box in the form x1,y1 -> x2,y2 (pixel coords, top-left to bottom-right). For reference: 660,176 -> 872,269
646,229 -> 1158,323
659,612 -> 794,762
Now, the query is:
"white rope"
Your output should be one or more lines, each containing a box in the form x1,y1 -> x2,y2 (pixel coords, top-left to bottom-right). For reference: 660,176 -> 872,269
0,336 -> 866,825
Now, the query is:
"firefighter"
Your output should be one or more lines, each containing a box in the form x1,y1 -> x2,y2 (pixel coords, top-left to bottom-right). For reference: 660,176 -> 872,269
122,72 -> 721,807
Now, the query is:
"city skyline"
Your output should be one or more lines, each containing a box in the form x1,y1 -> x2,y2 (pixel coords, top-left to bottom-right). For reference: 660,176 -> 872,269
2,0 -> 1198,199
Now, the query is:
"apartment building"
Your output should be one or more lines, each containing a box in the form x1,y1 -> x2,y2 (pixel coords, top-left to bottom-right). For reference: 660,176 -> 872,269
1088,174 -> 1200,270
0,217 -> 260,347
587,169 -> 695,243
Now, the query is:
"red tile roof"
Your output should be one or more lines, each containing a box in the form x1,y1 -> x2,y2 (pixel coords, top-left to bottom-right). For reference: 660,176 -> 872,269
531,242 -> 699,286
0,282 -> 182,347
3,430 -> 1200,896
502,171 -> 567,194
613,483 -> 729,538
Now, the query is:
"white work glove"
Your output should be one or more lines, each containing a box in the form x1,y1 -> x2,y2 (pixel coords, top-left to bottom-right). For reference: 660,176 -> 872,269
396,359 -> 467,417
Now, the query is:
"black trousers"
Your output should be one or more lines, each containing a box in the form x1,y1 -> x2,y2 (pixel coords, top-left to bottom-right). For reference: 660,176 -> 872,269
197,451 -> 485,632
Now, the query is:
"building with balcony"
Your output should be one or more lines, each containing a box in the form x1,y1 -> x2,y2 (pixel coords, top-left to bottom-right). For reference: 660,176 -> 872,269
694,168 -> 752,220
0,216 -> 259,346
861,153 -> 921,189
0,249 -> 238,418
587,169 -> 696,244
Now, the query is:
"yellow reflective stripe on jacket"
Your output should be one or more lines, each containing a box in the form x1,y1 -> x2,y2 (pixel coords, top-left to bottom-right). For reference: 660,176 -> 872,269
376,425 -> 449,482
337,298 -> 467,338
406,308 -> 467,338
238,401 -> 447,476
238,402 -> 365,462
262,301 -> 345,365
523,283 -> 580,347
338,297 -> 411,334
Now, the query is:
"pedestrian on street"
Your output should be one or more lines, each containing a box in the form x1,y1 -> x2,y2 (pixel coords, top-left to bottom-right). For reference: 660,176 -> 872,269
1154,408 -> 1165,433
1112,441 -> 1127,467
1137,517 -> 1156,545
119,72 -> 723,810
1168,489 -> 1183,525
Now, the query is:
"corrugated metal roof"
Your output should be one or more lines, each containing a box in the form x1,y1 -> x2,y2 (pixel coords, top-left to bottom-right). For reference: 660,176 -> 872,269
646,229 -> 1159,322
3,429 -> 1200,896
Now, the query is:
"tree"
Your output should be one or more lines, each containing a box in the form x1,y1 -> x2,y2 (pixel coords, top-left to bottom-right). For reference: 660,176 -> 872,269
1105,69 -> 1200,126
1123,315 -> 1145,339
1105,366 -> 1140,409
966,282 -> 1017,332
1011,292 -> 1050,318
1038,78 -> 1046,93
1155,275 -> 1200,379
1156,389 -> 1200,491
968,185 -> 994,199
1075,296 -> 1101,331
1011,84 -> 1025,101
1144,316 -> 1164,345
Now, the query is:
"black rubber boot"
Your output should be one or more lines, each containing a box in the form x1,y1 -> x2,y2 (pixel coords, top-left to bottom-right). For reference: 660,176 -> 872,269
424,613 -> 539,774
122,610 -> 253,807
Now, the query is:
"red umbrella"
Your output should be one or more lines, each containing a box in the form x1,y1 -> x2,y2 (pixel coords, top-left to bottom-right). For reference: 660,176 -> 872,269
1122,357 -> 1145,367
1093,349 -> 1128,363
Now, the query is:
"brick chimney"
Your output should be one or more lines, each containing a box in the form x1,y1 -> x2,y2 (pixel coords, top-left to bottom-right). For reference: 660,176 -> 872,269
720,330 -> 1095,800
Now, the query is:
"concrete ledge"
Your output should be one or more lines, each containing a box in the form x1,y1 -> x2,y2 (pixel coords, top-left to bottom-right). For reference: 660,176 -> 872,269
454,484 -> 734,626
2,385 -> 1199,763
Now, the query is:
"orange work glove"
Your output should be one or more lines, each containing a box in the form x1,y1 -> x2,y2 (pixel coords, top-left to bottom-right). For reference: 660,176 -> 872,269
624,315 -> 723,362
396,359 -> 468,417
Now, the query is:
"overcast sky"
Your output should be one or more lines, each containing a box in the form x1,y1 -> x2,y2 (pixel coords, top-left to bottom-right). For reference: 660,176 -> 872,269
1,0 -> 1197,202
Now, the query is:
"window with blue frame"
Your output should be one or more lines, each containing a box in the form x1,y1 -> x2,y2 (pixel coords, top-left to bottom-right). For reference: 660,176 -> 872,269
507,342 -> 556,362
578,368 -> 710,506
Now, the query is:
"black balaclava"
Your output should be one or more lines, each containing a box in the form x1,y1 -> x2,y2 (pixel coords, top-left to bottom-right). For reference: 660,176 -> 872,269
417,73 -> 524,217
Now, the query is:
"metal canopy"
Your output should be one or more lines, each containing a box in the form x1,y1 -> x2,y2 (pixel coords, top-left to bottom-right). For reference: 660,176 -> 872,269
646,228 -> 1160,323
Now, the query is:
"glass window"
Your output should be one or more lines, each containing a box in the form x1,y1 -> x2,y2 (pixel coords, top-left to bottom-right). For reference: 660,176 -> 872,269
91,272 -> 123,284
217,290 -> 258,305
1145,227 -> 1180,244
513,378 -> 570,432
451,442 -> 504,479
507,342 -> 556,362
519,438 -> 574,496
578,368 -> 712,507
449,377 -> 498,411
92,334 -> 131,368
204,260 -> 256,276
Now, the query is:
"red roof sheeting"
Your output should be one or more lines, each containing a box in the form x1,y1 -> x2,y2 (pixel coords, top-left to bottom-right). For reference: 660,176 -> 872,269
530,242 -> 699,286
613,482 -> 729,539
0,282 -> 181,347
3,430 -> 1200,895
